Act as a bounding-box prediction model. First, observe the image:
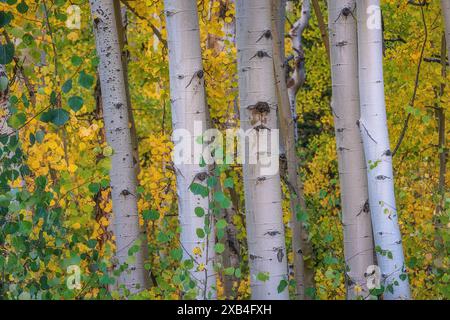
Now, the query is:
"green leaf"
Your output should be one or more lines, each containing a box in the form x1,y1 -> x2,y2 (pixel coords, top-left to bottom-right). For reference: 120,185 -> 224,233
217,228 -> 225,240
214,191 -> 231,209
216,219 -> 227,229
143,209 -> 159,221
50,91 -> 58,105
234,268 -> 242,278
87,239 -> 97,249
196,228 -> 205,239
0,75 -> 8,92
257,272 -> 270,282
194,207 -> 205,217
7,112 -> 26,129
53,109 -> 70,126
223,177 -> 234,188
68,96 -> 83,112
224,267 -> 235,276
0,11 -> 13,27
157,232 -> 169,243
16,1 -> 29,14
277,279 -> 288,293
88,183 -> 100,194
189,183 -> 209,198
62,79 -> 72,93
35,130 -> 45,143
71,55 -> 82,66
40,109 -> 70,126
78,70 -> 94,89
214,243 -> 225,254
170,248 -> 183,261
207,176 -> 217,187
305,287 -> 316,299
399,274 -> 407,281
0,42 -> 14,64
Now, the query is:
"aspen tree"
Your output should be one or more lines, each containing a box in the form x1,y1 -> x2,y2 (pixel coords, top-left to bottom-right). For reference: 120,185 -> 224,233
442,0 -> 450,64
236,0 -> 289,300
288,0 -> 311,142
0,65 -> 12,136
89,0 -> 150,294
328,0 -> 375,299
357,0 -> 411,299
272,0 -> 315,300
164,0 -> 217,299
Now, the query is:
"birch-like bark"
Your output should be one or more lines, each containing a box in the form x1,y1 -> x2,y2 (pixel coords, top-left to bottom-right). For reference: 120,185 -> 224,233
89,0 -> 149,294
236,0 -> 289,300
357,0 -> 410,300
114,2 -> 141,177
328,0 -> 375,299
442,0 -> 450,65
164,0 -> 216,300
272,0 -> 315,300
0,65 -> 12,136
311,0 -> 330,61
288,0 -> 311,142
285,0 -> 317,298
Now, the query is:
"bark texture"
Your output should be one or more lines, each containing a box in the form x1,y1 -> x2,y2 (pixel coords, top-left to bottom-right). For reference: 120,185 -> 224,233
328,0 -> 375,299
286,0 -> 317,298
164,0 -> 217,299
0,65 -> 12,136
236,0 -> 289,300
89,0 -> 149,294
272,0 -> 315,300
288,0 -> 311,142
442,0 -> 450,65
357,0 -> 411,300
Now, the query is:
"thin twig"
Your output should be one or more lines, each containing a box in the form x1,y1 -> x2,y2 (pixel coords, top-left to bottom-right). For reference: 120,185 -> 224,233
392,1 -> 427,156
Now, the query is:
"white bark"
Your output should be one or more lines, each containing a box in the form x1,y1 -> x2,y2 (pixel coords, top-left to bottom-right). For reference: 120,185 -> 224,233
288,0 -> 311,142
272,0 -> 315,300
164,0 -> 216,299
89,0 -> 149,294
236,0 -> 289,300
0,65 -> 12,136
357,0 -> 410,300
442,0 -> 450,64
328,0 -> 375,299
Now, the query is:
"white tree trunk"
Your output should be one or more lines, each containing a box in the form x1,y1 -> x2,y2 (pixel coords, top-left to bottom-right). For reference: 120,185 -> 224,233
89,0 -> 149,294
236,0 -> 289,300
272,0 -> 315,300
164,0 -> 216,300
357,0 -> 410,300
328,0 -> 375,300
288,0 -> 311,142
0,65 -> 12,136
442,0 -> 450,64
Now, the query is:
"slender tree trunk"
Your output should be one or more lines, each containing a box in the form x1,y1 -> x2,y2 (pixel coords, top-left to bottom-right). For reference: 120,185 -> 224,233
114,2 -> 141,177
0,65 -> 12,136
205,1 -> 240,299
89,0 -> 149,294
236,0 -> 289,300
272,0 -> 312,300
288,0 -> 310,142
164,0 -> 216,300
328,0 -> 375,300
311,0 -> 330,61
442,0 -> 450,65
437,33 -> 447,212
282,0 -> 315,299
357,0 -> 410,300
